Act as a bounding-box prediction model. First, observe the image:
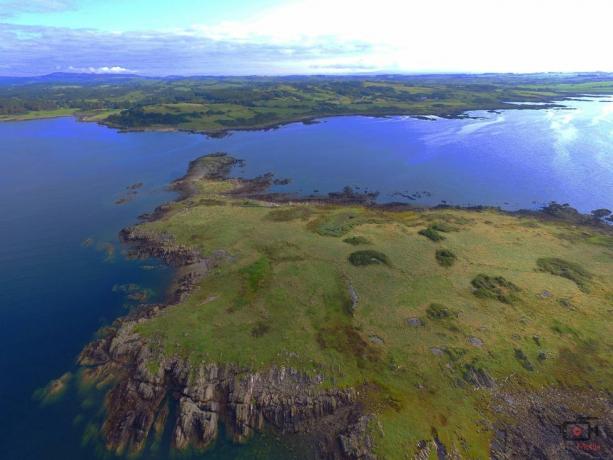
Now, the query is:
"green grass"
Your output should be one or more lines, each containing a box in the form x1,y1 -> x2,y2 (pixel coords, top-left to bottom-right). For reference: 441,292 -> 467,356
240,256 -> 271,293
430,222 -> 458,233
0,108 -> 76,121
122,166 -> 613,458
265,207 -> 312,222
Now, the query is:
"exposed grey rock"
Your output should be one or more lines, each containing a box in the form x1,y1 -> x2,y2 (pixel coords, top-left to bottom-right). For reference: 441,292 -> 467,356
79,319 -> 365,457
539,290 -> 552,299
407,317 -> 424,327
338,415 -> 375,459
348,281 -> 359,313
462,364 -> 495,388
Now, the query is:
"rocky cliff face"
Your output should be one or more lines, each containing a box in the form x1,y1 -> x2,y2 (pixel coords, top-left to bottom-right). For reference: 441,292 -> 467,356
79,227 -> 374,459
79,315 -> 372,458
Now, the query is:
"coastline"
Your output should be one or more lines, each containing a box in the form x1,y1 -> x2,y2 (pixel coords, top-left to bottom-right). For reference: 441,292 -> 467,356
0,92 -> 592,138
78,157 -> 377,458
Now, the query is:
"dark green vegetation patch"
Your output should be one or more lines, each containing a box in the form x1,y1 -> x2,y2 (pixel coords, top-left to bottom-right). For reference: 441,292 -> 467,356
348,250 -> 390,266
240,257 -> 271,293
536,257 -> 592,292
471,274 -> 520,304
426,303 -> 455,320
513,348 -> 534,371
251,321 -> 270,338
435,249 -> 457,267
343,236 -> 371,246
317,325 -> 380,369
418,227 -> 445,242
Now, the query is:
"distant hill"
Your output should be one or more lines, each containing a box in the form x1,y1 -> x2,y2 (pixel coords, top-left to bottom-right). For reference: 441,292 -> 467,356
0,72 -> 144,85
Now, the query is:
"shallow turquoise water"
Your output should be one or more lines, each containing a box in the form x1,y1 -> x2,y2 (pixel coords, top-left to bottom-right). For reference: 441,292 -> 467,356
0,97 -> 611,459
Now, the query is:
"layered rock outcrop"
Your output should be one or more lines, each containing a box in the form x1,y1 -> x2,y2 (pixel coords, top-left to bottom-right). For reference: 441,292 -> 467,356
79,314 -> 372,458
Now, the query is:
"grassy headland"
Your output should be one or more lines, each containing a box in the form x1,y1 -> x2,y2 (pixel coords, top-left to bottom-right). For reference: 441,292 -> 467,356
91,154 -> 613,458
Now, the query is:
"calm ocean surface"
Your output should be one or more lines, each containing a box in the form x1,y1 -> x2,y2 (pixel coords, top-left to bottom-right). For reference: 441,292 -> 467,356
0,97 -> 611,459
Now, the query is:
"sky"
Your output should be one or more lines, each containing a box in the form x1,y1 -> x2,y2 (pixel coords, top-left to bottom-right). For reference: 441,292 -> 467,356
1,0 -> 612,76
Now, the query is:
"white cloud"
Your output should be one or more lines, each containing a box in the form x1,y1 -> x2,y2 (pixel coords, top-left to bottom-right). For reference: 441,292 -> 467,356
2,0 -> 612,76
189,0 -> 613,73
68,65 -> 135,74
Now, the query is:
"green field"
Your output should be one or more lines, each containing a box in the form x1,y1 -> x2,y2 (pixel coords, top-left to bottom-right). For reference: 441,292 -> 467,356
2,73 -> 613,134
119,155 -> 613,458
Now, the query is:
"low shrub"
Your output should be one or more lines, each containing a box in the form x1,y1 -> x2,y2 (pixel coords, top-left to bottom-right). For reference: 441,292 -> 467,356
251,321 -> 270,337
471,274 -> 520,304
419,227 -> 445,242
348,250 -> 389,266
436,249 -> 457,267
343,236 -> 371,246
514,348 -> 534,371
426,303 -> 453,320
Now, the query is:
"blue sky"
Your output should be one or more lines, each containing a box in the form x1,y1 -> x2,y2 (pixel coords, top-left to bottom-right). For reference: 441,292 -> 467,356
1,0 -> 612,76
4,0 -> 281,31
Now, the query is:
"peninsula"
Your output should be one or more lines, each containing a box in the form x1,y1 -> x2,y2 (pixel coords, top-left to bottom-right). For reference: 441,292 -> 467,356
78,154 -> 613,458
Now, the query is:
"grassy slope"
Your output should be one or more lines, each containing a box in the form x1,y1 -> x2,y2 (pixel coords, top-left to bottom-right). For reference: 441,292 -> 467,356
131,160 -> 613,458
0,107 -> 77,121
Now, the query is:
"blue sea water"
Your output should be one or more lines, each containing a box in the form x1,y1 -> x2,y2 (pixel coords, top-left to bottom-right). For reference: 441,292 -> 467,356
0,97 -> 611,459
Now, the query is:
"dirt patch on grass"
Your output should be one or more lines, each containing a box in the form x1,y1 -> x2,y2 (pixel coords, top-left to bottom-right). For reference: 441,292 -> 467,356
317,325 -> 381,368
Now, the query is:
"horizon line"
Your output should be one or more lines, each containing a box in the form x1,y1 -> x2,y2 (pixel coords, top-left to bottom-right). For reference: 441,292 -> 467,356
3,70 -> 613,79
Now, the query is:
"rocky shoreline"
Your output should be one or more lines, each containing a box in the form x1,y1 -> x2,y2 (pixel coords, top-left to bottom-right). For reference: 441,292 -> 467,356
78,156 -> 376,457
79,228 -> 375,458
